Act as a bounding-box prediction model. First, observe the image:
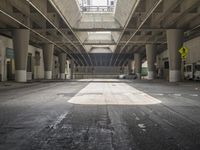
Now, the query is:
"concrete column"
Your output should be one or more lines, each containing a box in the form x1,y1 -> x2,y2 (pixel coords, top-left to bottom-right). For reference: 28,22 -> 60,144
128,59 -> 133,74
13,29 -> 30,82
66,60 -> 70,79
43,44 -> 54,79
70,60 -> 74,79
167,29 -> 183,82
134,53 -> 142,79
59,53 -> 66,80
146,44 -> 156,80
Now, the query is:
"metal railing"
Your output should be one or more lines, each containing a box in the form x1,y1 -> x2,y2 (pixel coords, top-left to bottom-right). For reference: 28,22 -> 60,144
80,6 -> 114,12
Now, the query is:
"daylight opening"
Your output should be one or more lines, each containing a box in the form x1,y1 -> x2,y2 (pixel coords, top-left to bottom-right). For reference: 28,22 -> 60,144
77,0 -> 117,12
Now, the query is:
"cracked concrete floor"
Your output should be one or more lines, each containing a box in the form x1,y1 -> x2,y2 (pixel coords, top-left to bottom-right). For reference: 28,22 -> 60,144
0,79 -> 200,150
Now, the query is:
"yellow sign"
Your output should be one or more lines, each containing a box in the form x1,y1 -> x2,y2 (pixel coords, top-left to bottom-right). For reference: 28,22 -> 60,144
179,47 -> 189,60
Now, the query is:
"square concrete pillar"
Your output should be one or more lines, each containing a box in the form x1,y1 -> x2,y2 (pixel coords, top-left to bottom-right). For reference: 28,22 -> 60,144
13,29 -> 30,82
146,44 -> 156,80
43,44 -> 54,80
167,29 -> 183,82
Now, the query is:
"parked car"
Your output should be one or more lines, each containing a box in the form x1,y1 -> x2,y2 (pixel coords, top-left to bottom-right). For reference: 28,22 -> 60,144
184,62 -> 200,80
194,63 -> 200,80
125,73 -> 137,79
184,64 -> 194,80
118,73 -> 137,79
118,74 -> 126,79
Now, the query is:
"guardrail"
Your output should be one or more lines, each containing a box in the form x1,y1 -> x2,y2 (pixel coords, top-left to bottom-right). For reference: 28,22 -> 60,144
80,6 -> 114,12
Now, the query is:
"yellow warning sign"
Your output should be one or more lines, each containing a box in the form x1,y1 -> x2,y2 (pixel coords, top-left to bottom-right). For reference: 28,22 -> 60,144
179,47 -> 189,60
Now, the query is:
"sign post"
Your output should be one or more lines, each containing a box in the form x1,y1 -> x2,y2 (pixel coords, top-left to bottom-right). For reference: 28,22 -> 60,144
179,47 -> 189,80
179,47 -> 189,60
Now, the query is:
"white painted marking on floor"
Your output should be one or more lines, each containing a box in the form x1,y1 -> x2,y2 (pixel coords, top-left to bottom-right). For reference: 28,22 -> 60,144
190,94 -> 198,97
49,112 -> 68,129
136,117 -> 140,121
132,113 -> 140,120
173,94 -> 182,97
162,119 -> 176,127
68,79 -> 162,105
138,124 -> 146,131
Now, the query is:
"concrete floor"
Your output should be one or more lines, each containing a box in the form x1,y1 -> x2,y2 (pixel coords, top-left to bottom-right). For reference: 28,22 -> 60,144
0,79 -> 200,150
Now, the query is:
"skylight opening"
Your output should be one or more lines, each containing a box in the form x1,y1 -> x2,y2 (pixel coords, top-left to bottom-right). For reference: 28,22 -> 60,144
77,0 -> 117,13
89,31 -> 111,34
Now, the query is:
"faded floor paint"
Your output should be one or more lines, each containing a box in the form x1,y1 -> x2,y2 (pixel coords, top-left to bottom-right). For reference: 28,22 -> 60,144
69,79 -> 161,105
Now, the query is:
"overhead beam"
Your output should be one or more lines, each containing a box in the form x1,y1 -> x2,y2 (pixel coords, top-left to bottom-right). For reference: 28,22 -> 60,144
48,0 -> 93,66
113,0 -> 163,66
33,40 -> 165,45
163,0 -> 200,28
0,7 -> 81,66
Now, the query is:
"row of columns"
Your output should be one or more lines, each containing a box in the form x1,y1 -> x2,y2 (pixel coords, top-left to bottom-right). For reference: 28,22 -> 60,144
134,53 -> 142,79
13,29 -> 74,82
14,29 -> 183,82
129,29 -> 183,82
59,53 -> 67,80
127,53 -> 142,79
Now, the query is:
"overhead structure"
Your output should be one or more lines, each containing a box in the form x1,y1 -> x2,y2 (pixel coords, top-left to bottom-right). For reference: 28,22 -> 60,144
0,0 -> 200,67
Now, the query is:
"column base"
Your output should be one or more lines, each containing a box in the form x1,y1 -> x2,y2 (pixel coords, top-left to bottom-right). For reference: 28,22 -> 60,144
45,71 -> 52,80
169,70 -> 181,82
15,70 -> 27,82
148,71 -> 155,80
60,73 -> 65,80
27,72 -> 32,81
136,73 -> 141,80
